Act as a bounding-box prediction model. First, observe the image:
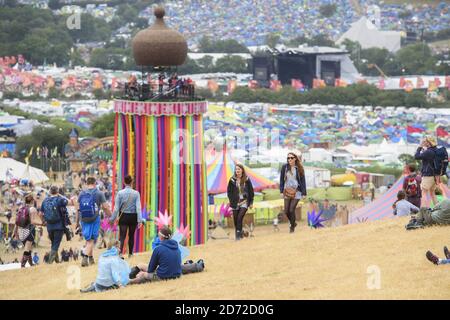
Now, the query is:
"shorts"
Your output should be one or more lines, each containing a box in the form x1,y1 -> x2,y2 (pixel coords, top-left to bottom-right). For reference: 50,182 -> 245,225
421,176 -> 437,192
81,216 -> 101,241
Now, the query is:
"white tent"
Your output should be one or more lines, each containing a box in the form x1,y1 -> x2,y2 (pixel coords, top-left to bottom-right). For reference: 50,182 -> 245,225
0,158 -> 49,184
336,17 -> 402,53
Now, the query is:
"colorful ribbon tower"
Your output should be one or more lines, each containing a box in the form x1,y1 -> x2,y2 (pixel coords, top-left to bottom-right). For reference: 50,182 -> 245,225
112,100 -> 209,252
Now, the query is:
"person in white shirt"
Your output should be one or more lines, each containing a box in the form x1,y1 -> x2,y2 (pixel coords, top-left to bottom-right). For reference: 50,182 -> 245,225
393,191 -> 419,217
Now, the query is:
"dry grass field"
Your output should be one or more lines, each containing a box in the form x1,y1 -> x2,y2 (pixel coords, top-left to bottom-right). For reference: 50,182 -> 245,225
1,216 -> 450,300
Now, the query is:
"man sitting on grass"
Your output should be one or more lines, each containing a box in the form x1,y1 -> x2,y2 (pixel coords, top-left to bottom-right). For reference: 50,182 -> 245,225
129,226 -> 182,284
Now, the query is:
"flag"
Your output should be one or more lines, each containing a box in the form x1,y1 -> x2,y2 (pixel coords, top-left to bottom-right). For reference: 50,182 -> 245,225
404,80 -> 414,92
335,78 -> 348,87
43,146 -> 48,158
377,78 -> 385,90
291,79 -> 304,90
399,77 -> 406,88
18,54 -> 25,64
437,126 -> 449,138
51,147 -> 58,158
445,76 -> 450,89
36,146 -> 41,159
93,74 -> 103,90
428,80 -> 438,93
248,80 -> 258,89
227,79 -> 237,94
416,77 -> 424,88
270,80 -> 282,91
407,125 -> 425,134
207,79 -> 219,93
313,78 -> 326,89
25,147 -> 33,165
434,77 -> 442,87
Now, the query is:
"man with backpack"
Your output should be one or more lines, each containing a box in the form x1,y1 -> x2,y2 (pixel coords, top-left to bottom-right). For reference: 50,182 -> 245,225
403,163 -> 422,208
76,177 -> 111,267
41,186 -> 68,264
414,136 -> 448,207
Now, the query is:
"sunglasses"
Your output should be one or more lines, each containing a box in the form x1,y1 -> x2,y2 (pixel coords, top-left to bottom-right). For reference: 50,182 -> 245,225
287,157 -> 295,160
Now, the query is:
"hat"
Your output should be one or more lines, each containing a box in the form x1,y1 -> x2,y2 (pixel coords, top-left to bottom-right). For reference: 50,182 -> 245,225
425,136 -> 437,147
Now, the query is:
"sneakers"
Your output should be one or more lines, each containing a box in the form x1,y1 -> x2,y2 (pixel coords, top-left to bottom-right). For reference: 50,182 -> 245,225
88,256 -> 95,265
80,282 -> 96,293
129,266 -> 140,279
197,259 -> 205,271
444,246 -> 450,260
426,251 -> 440,265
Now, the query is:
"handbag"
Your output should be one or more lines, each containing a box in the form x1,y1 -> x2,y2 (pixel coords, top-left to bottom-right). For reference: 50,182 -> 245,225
30,210 -> 43,225
283,187 -> 297,199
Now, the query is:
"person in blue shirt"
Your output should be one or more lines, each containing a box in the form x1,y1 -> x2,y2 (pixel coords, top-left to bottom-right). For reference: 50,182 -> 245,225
80,237 -> 131,293
129,226 -> 181,284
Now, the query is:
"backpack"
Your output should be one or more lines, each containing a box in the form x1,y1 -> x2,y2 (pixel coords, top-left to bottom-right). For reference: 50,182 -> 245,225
78,190 -> 98,223
433,146 -> 449,176
42,196 -> 61,224
16,206 -> 30,228
405,175 -> 418,197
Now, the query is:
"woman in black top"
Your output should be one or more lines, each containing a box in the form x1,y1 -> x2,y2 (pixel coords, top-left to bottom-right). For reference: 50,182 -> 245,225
227,163 -> 254,240
279,152 -> 307,233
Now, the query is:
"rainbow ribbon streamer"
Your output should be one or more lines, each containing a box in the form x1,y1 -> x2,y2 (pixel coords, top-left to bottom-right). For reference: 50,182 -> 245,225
113,102 -> 208,252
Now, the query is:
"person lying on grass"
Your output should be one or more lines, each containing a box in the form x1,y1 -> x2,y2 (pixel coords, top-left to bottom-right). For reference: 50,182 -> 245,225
80,237 -> 130,293
128,226 -> 205,284
426,246 -> 450,265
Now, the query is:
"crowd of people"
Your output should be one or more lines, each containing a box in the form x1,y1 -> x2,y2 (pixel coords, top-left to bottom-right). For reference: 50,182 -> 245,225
136,0 -> 450,47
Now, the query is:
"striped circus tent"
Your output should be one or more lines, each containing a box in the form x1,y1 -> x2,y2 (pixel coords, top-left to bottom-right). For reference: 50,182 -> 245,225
350,177 -> 450,223
207,145 -> 277,194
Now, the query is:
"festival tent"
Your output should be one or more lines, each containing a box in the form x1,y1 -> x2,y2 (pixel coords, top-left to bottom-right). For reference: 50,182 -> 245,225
207,145 -> 278,194
0,158 -> 49,184
349,177 -> 450,223
336,16 -> 401,52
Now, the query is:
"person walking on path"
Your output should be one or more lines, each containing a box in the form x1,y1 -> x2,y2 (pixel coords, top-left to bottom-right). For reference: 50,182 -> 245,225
280,152 -> 307,233
41,186 -> 69,264
76,177 -> 111,267
227,164 -> 254,240
14,194 -> 39,267
110,175 -> 143,258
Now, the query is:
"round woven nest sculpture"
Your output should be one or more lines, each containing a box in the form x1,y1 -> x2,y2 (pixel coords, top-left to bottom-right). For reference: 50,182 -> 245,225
132,7 -> 188,67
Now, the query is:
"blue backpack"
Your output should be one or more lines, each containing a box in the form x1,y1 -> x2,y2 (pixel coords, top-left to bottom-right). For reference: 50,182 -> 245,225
78,190 -> 98,223
43,196 -> 61,224
434,146 -> 449,176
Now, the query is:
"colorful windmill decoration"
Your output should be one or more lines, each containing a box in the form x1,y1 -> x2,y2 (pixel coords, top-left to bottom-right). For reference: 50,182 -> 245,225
177,223 -> 191,241
219,203 -> 233,218
141,207 -> 152,223
307,209 -> 328,229
100,217 -> 117,233
154,210 -> 173,230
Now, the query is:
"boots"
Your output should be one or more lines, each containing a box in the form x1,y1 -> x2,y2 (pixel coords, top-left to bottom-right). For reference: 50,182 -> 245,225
235,230 -> 241,241
81,252 -> 89,267
27,252 -> 34,267
55,251 -> 60,263
21,251 -> 30,268
47,250 -> 57,264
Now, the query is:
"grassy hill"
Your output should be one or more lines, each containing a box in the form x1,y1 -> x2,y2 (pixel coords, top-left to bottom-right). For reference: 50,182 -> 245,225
1,216 -> 450,299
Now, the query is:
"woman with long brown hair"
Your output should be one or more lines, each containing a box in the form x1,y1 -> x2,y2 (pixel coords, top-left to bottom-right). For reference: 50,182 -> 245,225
280,152 -> 307,233
227,163 -> 254,240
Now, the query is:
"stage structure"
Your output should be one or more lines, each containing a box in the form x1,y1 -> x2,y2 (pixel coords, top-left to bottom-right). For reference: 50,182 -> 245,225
112,7 -> 208,252
252,46 -> 358,88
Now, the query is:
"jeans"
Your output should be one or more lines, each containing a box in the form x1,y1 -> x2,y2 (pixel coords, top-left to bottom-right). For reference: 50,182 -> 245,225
232,207 -> 247,236
284,198 -> 300,228
48,230 -> 64,252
